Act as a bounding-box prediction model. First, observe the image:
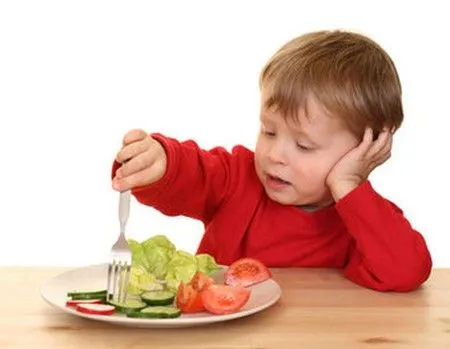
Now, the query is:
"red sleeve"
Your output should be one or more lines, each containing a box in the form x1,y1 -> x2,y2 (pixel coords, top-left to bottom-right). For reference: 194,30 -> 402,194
112,133 -> 246,223
335,180 -> 432,292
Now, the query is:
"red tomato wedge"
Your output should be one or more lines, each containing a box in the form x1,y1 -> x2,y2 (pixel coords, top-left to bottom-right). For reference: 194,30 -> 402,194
176,282 -> 205,313
225,257 -> 272,287
191,271 -> 214,292
66,298 -> 103,307
76,303 -> 115,315
201,284 -> 250,315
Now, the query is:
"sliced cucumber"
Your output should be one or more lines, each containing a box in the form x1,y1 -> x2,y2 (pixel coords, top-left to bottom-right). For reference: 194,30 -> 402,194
67,289 -> 107,300
127,306 -> 181,319
140,290 -> 175,306
107,298 -> 147,314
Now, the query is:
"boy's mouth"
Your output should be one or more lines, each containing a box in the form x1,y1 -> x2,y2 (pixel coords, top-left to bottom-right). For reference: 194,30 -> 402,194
267,173 -> 291,185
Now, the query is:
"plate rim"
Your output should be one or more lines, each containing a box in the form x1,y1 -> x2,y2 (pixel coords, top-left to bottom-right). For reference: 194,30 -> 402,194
40,263 -> 282,327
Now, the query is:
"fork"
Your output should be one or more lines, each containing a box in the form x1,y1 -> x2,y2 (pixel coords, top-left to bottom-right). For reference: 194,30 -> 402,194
106,190 -> 132,303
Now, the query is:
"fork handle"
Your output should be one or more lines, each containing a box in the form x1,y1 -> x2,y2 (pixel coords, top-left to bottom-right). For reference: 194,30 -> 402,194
119,190 -> 131,234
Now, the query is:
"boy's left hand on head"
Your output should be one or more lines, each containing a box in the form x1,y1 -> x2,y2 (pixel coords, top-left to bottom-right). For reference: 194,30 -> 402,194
326,127 -> 393,202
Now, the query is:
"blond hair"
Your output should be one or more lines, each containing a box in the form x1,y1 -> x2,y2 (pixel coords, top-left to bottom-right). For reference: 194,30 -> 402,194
259,30 -> 403,139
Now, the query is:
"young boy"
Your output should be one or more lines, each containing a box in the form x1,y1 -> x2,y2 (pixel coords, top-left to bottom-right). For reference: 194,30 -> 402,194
111,30 -> 432,292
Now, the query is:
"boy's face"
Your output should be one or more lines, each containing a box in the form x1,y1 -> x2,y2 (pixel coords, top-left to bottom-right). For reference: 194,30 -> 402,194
254,90 -> 360,208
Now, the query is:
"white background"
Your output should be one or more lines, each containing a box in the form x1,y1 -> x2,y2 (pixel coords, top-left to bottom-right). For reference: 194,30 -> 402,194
1,1 -> 448,268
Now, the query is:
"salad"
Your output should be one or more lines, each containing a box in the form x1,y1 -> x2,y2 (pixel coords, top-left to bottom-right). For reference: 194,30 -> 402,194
65,235 -> 272,319
126,234 -> 219,294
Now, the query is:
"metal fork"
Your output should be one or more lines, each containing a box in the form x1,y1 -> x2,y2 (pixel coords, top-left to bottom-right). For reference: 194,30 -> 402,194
106,190 -> 132,303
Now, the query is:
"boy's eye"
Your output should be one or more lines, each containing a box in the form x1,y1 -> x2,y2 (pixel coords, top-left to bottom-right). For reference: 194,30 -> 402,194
262,130 -> 275,136
297,143 -> 312,151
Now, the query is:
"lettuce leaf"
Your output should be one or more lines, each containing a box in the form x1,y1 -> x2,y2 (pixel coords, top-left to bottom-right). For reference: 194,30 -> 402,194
128,265 -> 164,294
196,254 -> 219,275
127,235 -> 218,291
128,239 -> 151,271
165,250 -> 198,291
140,235 -> 176,278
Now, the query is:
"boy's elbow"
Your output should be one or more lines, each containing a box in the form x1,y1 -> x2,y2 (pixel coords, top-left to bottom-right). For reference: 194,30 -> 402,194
346,252 -> 433,292
387,269 -> 431,292
376,254 -> 433,292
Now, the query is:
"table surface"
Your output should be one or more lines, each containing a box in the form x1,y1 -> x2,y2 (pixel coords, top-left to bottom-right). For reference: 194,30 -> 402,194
1,266 -> 450,349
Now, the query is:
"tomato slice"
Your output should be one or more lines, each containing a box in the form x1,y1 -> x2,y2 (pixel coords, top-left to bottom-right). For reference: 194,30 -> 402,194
176,282 -> 205,313
201,284 -> 250,315
224,257 -> 272,287
190,272 -> 214,292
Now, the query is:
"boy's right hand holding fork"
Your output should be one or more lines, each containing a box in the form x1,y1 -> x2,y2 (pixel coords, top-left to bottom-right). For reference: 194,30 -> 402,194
112,129 -> 167,192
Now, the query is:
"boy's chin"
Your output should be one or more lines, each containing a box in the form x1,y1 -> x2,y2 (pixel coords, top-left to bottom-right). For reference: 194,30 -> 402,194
264,190 -> 303,206
265,189 -> 332,208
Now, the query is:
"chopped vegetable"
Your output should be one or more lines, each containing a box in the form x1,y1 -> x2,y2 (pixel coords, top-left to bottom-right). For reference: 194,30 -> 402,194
225,257 -> 271,287
128,265 -> 164,295
176,282 -> 205,313
66,298 -> 103,307
106,298 -> 147,314
196,254 -> 219,275
76,303 -> 115,315
141,290 -> 175,306
165,250 -> 199,291
201,284 -> 250,315
127,235 -> 219,293
190,271 -> 214,292
140,235 -> 176,278
127,306 -> 181,319
67,289 -> 107,299
65,240 -> 273,320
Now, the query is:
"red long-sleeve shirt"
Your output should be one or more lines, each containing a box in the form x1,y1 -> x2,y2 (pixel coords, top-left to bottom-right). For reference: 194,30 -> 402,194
112,133 -> 432,292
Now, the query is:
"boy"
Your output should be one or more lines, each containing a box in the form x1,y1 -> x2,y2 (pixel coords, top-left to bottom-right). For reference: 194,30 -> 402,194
111,30 -> 432,292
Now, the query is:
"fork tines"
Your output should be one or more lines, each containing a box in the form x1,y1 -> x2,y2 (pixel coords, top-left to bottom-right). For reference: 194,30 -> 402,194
106,190 -> 132,304
107,259 -> 131,303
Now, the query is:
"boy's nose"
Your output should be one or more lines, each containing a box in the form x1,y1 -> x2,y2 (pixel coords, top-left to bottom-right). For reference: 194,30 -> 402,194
268,141 -> 288,165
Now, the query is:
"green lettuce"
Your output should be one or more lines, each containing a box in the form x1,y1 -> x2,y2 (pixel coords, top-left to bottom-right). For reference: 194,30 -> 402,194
126,235 -> 218,293
140,235 -> 176,278
128,265 -> 164,294
196,254 -> 219,275
165,250 -> 198,291
128,239 -> 151,271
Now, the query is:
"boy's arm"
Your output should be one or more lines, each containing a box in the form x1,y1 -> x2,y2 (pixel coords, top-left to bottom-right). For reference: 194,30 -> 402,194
111,133 -> 246,223
335,180 -> 432,292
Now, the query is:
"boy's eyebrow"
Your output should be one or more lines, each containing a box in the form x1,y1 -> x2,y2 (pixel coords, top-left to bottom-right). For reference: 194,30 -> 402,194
260,113 -> 321,146
292,128 -> 320,146
260,112 -> 274,121
259,114 -> 278,126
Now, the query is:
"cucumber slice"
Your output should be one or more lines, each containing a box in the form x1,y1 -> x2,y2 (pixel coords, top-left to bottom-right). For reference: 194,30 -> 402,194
140,290 -> 175,306
67,289 -> 107,300
70,294 -> 107,301
127,306 -> 181,319
107,298 -> 147,314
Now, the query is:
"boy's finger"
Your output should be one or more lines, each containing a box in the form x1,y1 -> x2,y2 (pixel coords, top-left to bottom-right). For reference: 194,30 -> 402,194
365,128 -> 391,159
376,132 -> 393,161
381,131 -> 393,154
356,127 -> 374,157
118,151 -> 157,178
369,147 -> 392,170
116,139 -> 150,164
113,166 -> 161,191
122,129 -> 148,146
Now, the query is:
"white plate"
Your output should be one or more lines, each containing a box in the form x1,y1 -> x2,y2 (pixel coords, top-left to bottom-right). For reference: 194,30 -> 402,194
41,263 -> 282,328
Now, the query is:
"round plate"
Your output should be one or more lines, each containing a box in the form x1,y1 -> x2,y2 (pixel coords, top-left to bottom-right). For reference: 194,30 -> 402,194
41,263 -> 282,328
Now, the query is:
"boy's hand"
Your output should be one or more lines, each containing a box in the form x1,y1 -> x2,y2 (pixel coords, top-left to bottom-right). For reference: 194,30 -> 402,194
326,127 -> 393,202
112,129 -> 167,191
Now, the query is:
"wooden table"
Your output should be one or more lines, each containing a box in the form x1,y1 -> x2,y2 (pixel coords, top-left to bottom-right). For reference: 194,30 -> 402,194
1,266 -> 450,348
